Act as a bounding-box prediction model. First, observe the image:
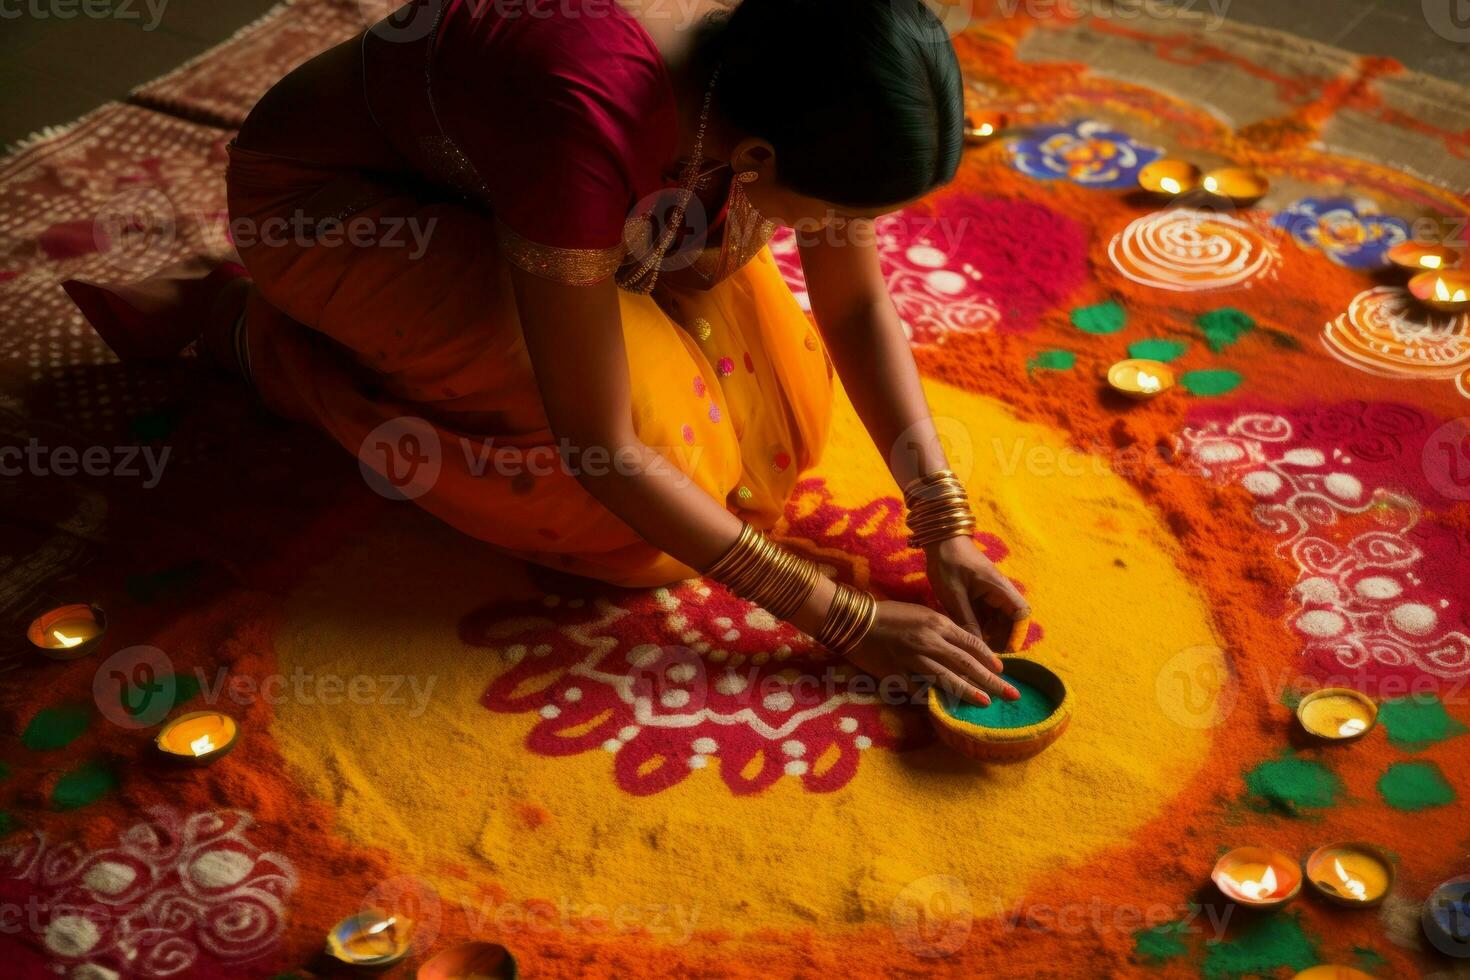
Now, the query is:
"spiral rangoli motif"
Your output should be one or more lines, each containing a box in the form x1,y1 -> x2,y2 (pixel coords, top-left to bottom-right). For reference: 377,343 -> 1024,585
1322,286 -> 1470,399
1108,208 -> 1279,292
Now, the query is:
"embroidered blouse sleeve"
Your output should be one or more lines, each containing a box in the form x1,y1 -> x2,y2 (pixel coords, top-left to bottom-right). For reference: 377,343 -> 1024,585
432,6 -> 674,286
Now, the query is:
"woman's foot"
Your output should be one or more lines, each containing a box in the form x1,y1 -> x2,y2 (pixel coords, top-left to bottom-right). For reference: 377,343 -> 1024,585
62,257 -> 250,362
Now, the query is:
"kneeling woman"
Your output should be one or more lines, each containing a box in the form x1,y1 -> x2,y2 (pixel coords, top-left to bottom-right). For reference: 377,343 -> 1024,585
68,0 -> 1027,704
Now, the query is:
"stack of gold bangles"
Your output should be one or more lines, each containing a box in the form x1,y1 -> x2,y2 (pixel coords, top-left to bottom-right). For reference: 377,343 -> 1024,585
903,469 -> 976,547
705,523 -> 876,655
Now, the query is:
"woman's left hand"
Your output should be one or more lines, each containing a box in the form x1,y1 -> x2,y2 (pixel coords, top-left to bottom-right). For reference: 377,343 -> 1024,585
925,536 -> 1030,657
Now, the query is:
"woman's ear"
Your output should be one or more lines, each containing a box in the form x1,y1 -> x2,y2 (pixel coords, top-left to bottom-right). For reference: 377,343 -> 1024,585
728,138 -> 776,180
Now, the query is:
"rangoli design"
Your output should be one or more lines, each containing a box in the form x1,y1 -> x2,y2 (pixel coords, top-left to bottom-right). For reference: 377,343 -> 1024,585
1322,286 -> 1470,400
1271,196 -> 1409,270
0,808 -> 297,978
1180,405 -> 1470,683
1006,119 -> 1164,189
1108,208 -> 1281,292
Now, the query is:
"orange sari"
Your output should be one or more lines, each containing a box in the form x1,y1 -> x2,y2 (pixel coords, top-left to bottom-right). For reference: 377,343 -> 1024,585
227,0 -> 832,587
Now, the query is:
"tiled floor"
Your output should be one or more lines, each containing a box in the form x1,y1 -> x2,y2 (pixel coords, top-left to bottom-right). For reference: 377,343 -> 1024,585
0,0 -> 1467,148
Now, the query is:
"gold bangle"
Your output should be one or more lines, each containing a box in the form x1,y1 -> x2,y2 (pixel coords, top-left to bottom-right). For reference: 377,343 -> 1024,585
901,469 -> 958,497
817,582 -> 877,655
706,523 -> 820,621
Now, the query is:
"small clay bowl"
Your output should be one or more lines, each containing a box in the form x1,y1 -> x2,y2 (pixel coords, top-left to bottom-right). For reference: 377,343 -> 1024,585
1107,358 -> 1176,400
325,911 -> 414,971
1386,242 -> 1461,273
963,111 -> 1007,145
1292,967 -> 1376,980
1138,159 -> 1202,197
1211,846 -> 1302,910
418,941 -> 518,979
928,657 -> 1071,763
27,603 -> 107,661
1303,841 -> 1394,908
1201,167 -> 1270,206
1294,687 -> 1377,742
1409,269 -> 1470,313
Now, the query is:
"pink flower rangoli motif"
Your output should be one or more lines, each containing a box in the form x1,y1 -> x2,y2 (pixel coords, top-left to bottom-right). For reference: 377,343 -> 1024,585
466,479 -> 1038,796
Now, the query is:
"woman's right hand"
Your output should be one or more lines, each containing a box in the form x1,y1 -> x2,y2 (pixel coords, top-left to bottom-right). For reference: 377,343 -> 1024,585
846,601 -> 1020,707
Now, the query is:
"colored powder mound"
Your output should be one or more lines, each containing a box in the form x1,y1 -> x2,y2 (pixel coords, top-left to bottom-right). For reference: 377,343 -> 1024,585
1378,762 -> 1456,811
946,675 -> 1055,729
1134,922 -> 1188,963
1202,914 -> 1318,979
1379,695 -> 1467,751
1244,754 -> 1341,812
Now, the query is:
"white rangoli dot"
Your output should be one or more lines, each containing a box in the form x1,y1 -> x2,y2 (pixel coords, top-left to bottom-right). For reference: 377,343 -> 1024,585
854,736 -> 873,750
628,644 -> 661,668
905,244 -> 946,268
45,915 -> 101,957
926,269 -> 969,295
744,609 -> 777,630
723,629 -> 740,642
189,849 -> 254,889
602,739 -> 621,753
661,690 -> 691,709
1390,603 -> 1437,636
666,663 -> 697,683
1283,448 -> 1325,466
1195,442 -> 1244,464
764,691 -> 795,712
688,755 -> 708,769
532,644 -> 552,657
1295,577 -> 1339,603
781,740 -> 806,758
1324,473 -> 1362,501
715,671 -> 747,695
563,687 -> 582,702
838,716 -> 859,733
692,737 -> 717,754
619,726 -> 638,740
82,861 -> 137,896
1355,576 -> 1402,600
714,617 -> 733,629
539,705 -> 561,719
784,760 -> 808,777
1242,471 -> 1283,496
1297,609 -> 1347,637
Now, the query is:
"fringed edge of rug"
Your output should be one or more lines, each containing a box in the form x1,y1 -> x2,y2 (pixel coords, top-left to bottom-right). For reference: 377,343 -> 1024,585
2,102 -> 122,161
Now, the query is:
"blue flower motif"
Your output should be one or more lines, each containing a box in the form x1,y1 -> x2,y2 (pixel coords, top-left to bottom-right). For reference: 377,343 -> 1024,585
1008,119 -> 1164,190
1271,197 -> 1409,270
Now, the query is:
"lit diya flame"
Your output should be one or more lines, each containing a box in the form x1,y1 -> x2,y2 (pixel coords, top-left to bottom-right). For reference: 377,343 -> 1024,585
1295,688 -> 1377,741
26,604 -> 106,660
155,711 -> 239,764
963,112 -> 1007,145
1137,159 -> 1202,197
1200,167 -> 1270,206
1386,241 -> 1462,273
1305,842 -> 1393,907
1437,278 -> 1468,304
1411,269 -> 1470,312
326,911 -> 415,967
1107,358 -> 1175,399
1212,846 -> 1301,908
1227,864 -> 1277,902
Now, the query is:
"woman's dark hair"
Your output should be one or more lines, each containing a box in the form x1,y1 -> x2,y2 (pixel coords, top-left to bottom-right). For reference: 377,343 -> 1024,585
694,0 -> 965,209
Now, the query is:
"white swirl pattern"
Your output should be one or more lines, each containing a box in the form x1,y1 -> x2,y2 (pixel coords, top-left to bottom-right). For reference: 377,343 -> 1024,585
1321,285 -> 1470,399
1180,412 -> 1470,679
0,808 -> 296,977
1108,208 -> 1279,292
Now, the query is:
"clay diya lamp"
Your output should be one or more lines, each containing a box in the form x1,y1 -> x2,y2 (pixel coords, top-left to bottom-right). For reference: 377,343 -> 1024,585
154,711 -> 239,765
963,111 -> 1008,145
928,656 -> 1072,763
327,911 -> 415,971
1201,167 -> 1270,207
417,941 -> 518,979
1138,159 -> 1202,198
1212,847 -> 1302,910
1292,967 -> 1376,980
1303,842 -> 1393,908
1107,358 -> 1176,400
1410,269 -> 1470,313
1295,688 -> 1377,742
27,603 -> 106,661
1386,241 -> 1461,274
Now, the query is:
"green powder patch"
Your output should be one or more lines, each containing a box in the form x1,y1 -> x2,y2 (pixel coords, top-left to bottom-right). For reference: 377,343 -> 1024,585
1027,349 -> 1077,375
1202,914 -> 1317,979
21,704 -> 90,751
1134,921 -> 1189,964
1197,308 -> 1255,352
945,675 -> 1056,730
1352,947 -> 1386,971
1378,761 -> 1455,811
1181,369 -> 1243,397
1244,754 -> 1341,813
53,761 -> 117,810
1379,694 -> 1466,751
1071,300 -> 1127,334
1127,338 -> 1189,362
0,812 -> 14,836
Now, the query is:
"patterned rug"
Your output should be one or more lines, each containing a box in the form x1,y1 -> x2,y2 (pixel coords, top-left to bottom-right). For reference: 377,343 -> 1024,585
2,2 -> 1468,977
